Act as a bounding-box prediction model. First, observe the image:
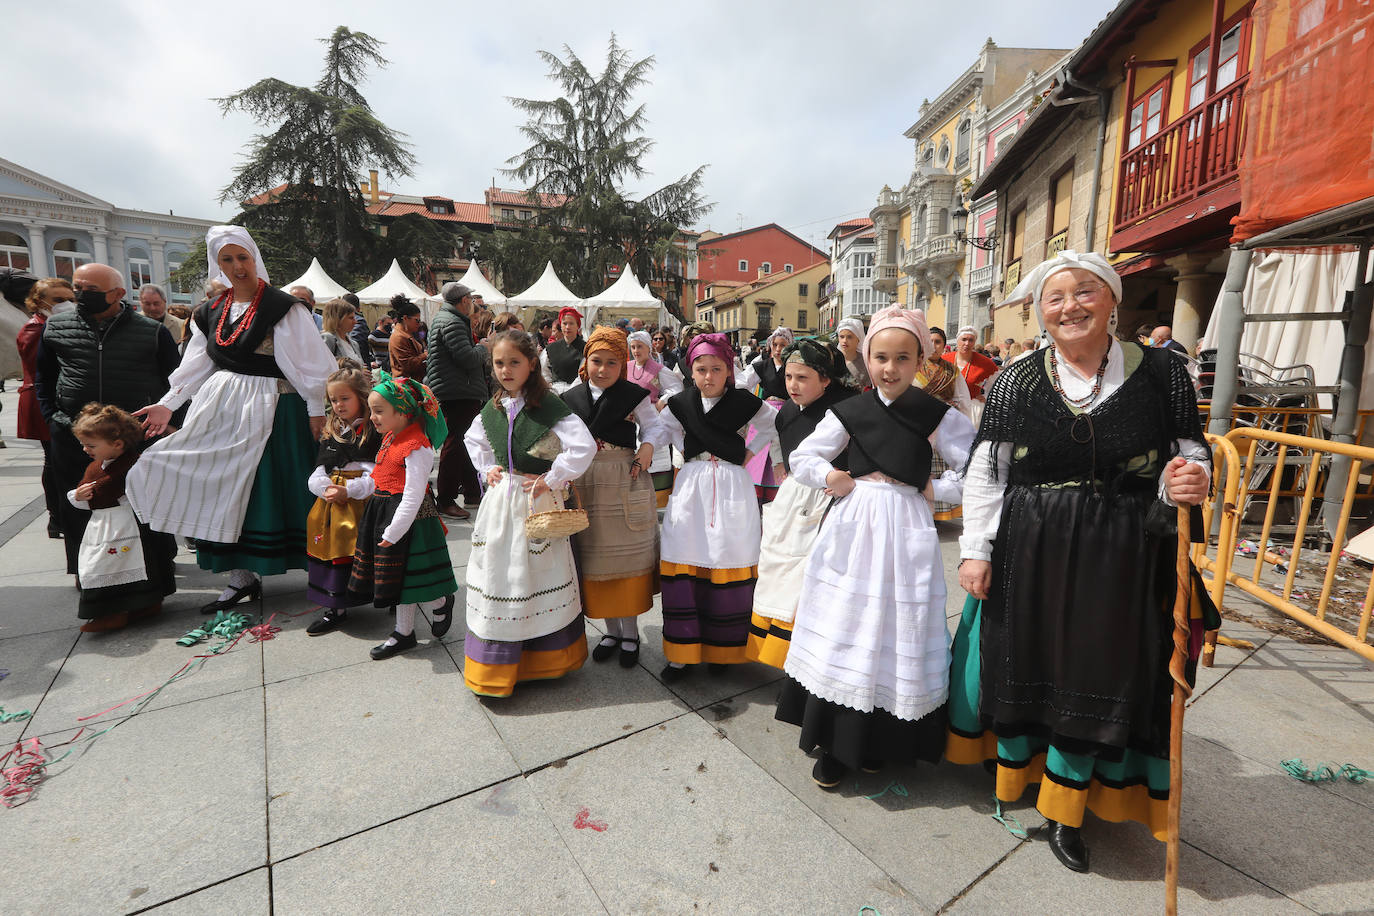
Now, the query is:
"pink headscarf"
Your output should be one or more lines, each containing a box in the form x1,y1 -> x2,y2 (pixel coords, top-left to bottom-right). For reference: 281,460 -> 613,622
687,332 -> 736,383
862,305 -> 930,362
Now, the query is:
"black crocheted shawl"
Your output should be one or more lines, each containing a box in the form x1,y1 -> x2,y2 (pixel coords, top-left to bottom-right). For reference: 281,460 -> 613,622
970,341 -> 1204,496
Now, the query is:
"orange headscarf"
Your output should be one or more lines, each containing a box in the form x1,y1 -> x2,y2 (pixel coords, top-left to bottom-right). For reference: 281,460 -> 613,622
578,326 -> 630,382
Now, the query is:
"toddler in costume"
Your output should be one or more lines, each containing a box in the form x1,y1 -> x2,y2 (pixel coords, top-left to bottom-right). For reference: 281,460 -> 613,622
657,333 -> 777,683
304,364 -> 381,635
68,405 -> 177,632
564,327 -> 669,670
345,371 -> 457,660
775,306 -> 976,788
462,330 -> 596,697
746,339 -> 855,668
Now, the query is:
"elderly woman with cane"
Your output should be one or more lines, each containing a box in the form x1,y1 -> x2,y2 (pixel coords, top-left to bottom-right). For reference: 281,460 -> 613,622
127,226 -> 335,612
947,251 -> 1215,874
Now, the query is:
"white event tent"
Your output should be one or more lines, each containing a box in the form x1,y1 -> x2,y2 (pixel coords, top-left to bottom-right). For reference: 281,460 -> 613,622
508,261 -> 583,324
583,264 -> 676,330
280,257 -> 351,300
354,259 -> 443,322
455,260 -> 506,306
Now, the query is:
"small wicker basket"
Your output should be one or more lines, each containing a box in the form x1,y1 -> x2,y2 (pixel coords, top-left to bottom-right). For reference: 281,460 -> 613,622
525,484 -> 588,540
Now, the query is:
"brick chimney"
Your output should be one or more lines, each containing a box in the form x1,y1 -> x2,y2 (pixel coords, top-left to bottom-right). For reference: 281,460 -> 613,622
369,169 -> 380,204
757,266 -> 767,279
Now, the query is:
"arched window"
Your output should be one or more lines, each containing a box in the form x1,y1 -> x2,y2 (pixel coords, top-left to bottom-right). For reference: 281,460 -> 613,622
956,119 -> 972,169
0,231 -> 29,271
947,280 -> 962,329
916,204 -> 928,243
937,208 -> 950,236
127,245 -> 152,290
53,238 -> 93,281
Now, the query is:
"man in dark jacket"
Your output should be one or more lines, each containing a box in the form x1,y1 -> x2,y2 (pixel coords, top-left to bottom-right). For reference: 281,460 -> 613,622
427,282 -> 487,519
36,262 -> 182,572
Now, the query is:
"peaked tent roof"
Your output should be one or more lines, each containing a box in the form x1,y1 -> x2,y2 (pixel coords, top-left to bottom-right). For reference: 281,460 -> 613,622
281,257 -> 351,300
585,265 -> 659,307
354,259 -> 442,320
507,262 -> 583,309
456,260 -> 507,305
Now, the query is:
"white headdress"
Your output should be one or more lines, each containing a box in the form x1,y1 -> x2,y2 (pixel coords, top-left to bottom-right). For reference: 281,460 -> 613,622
1011,250 -> 1122,334
206,225 -> 269,286
836,317 -> 866,343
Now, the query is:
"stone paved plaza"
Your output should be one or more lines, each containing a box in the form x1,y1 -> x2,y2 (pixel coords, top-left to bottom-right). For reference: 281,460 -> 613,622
0,389 -> 1371,915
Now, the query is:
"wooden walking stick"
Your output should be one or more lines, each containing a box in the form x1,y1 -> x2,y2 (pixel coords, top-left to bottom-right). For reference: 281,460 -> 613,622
1166,504 -> 1194,916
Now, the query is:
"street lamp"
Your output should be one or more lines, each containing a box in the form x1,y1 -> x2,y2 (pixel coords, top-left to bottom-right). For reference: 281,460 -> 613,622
952,203 -> 998,251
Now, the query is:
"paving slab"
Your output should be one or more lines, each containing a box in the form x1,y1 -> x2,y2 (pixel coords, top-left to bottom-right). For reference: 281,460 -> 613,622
0,567 -> 84,640
259,600 -> 408,685
1180,732 -> 1374,915
946,829 -> 1303,915
19,608 -> 264,739
0,689 -> 267,916
1189,619 -> 1276,702
478,620 -> 690,772
0,513 -> 72,576
526,713 -> 916,915
0,627 -> 78,745
264,643 -> 520,859
717,681 -> 1040,911
140,868 -> 270,916
270,776 -> 605,914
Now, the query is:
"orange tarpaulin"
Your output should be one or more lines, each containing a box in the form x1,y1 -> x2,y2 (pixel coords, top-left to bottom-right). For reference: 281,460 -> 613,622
1233,0 -> 1374,241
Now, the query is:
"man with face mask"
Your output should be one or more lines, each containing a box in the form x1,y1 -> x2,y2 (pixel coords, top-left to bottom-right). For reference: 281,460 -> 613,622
35,262 -> 183,573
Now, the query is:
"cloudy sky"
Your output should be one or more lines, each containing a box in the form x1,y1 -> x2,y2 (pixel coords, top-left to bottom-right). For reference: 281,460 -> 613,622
11,0 -> 1115,250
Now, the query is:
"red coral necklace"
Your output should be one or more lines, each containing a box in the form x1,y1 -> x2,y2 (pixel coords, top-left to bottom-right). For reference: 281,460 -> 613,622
213,279 -> 266,347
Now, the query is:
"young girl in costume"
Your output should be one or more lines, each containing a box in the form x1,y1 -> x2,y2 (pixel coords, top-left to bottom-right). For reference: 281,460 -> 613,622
462,330 -> 596,697
657,333 -> 777,683
627,329 -> 683,508
345,371 -> 457,660
775,306 -> 976,788
304,363 -> 381,635
746,339 -> 854,669
68,405 -> 177,633
565,328 -> 668,669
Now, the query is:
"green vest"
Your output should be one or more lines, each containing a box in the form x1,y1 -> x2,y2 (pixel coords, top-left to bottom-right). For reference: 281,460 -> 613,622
479,394 -> 573,475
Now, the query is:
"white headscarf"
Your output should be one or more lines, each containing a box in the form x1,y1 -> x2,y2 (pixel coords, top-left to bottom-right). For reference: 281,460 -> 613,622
956,325 -> 978,339
836,317 -> 866,344
206,225 -> 270,287
1012,250 -> 1122,333
766,326 -> 795,347
627,329 -> 652,349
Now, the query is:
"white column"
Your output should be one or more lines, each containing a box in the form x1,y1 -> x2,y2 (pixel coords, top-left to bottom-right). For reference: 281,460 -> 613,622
92,230 -> 109,264
108,236 -> 126,282
27,224 -> 47,274
152,240 -> 167,283
1166,253 -> 1215,352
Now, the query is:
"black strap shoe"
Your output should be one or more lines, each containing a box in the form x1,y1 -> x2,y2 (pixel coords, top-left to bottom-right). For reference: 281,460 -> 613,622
1047,820 -> 1090,873
306,609 -> 347,636
370,630 -> 418,660
592,635 -> 619,662
812,753 -> 847,789
430,594 -> 456,639
199,579 -> 262,615
617,638 -> 641,669
660,663 -> 692,684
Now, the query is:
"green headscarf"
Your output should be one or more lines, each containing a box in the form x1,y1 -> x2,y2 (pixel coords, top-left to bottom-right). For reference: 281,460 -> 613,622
373,369 -> 448,447
782,338 -> 848,385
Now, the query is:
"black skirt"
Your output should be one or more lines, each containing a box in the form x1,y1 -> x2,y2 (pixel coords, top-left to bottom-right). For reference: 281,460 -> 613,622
78,523 -> 177,620
775,678 -> 947,770
982,485 -> 1175,758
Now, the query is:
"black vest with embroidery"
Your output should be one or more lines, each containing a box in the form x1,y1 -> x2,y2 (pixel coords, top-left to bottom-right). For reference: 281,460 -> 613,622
545,337 -> 585,383
775,385 -> 855,473
193,285 -> 299,378
562,379 -> 648,449
315,427 -> 382,472
831,387 -> 949,488
666,387 -> 762,465
750,357 -> 788,399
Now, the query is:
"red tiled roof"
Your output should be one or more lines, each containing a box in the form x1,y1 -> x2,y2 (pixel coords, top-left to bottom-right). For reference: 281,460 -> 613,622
368,200 -> 492,225
485,188 -> 569,209
836,217 -> 873,229
245,183 -> 290,206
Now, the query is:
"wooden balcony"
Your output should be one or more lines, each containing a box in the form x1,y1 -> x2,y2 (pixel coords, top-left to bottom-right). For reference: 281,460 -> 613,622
1112,77 -> 1247,251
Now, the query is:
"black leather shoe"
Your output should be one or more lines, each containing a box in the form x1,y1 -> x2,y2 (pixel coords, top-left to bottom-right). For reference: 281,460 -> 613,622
592,636 -> 619,662
199,579 -> 262,615
47,521 -> 63,539
306,609 -> 346,636
430,594 -> 455,639
1047,820 -> 1090,873
370,630 -> 418,660
660,663 -> 691,683
617,638 -> 640,669
860,759 -> 884,774
812,753 -> 847,789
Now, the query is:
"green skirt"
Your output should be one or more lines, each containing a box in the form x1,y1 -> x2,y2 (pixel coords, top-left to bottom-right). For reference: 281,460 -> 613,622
196,393 -> 315,576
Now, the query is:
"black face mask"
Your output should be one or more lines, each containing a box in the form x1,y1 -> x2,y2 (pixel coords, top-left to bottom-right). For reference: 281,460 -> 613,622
77,289 -> 112,315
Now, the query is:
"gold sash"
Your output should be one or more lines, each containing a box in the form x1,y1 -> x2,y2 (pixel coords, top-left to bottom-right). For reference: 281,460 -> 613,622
306,469 -> 367,562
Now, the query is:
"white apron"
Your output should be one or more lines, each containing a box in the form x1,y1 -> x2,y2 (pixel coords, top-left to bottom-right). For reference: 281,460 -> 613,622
753,477 -> 831,624
465,475 -> 583,642
127,371 -> 278,543
78,499 -> 148,589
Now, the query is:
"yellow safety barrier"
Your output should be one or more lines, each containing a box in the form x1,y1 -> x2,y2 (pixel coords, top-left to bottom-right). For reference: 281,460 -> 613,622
1195,427 -> 1374,662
